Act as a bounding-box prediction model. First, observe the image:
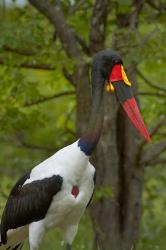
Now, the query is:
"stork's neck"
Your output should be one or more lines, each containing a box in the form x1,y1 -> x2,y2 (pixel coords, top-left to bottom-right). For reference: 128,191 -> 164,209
78,69 -> 104,156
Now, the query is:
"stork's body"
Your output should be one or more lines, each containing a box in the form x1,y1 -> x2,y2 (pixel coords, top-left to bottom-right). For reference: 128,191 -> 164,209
0,50 -> 151,250
0,141 -> 95,250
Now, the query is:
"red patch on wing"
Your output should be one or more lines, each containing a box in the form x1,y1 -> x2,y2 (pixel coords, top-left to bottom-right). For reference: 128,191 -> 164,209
109,64 -> 123,82
71,186 -> 79,198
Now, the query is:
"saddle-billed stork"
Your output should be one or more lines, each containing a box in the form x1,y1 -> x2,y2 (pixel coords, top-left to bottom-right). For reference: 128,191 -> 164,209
0,50 -> 151,250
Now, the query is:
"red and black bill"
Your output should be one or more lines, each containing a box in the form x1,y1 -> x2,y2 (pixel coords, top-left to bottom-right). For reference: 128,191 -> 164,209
108,64 -> 152,143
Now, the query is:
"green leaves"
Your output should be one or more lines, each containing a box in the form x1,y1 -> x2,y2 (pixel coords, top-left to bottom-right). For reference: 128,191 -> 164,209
117,0 -> 133,14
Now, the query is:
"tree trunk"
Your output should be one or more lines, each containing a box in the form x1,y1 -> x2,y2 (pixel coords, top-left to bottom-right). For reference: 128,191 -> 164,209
73,63 -> 91,135
91,94 -> 122,250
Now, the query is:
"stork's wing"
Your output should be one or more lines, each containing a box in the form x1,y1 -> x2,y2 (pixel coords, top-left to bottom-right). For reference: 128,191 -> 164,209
0,172 -> 63,244
87,170 -> 96,208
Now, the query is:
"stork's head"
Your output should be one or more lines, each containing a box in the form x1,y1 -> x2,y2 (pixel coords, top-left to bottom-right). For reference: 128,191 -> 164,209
92,49 -> 151,143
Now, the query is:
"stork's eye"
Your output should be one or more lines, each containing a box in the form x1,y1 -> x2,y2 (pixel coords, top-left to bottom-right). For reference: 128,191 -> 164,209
113,60 -> 118,64
113,59 -> 121,65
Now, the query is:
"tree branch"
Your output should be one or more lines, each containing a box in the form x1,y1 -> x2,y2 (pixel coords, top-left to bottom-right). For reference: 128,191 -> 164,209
69,0 -> 87,14
0,58 -> 55,70
146,0 -> 166,13
130,0 -> 145,29
25,90 -> 75,107
18,140 -> 54,152
62,67 -> 75,86
28,0 -> 81,58
64,105 -> 76,137
89,0 -> 109,53
16,134 -> 54,152
147,157 -> 166,167
149,116 -> 166,138
2,45 -> 36,56
136,68 -> 166,92
28,0 -> 56,23
75,34 -> 90,55
136,116 -> 166,162
141,140 -> 166,166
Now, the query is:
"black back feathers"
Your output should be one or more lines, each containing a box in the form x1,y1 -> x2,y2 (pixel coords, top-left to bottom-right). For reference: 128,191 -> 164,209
0,173 -> 63,244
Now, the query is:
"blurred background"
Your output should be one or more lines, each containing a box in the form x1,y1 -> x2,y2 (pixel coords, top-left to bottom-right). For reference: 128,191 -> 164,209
0,0 -> 166,249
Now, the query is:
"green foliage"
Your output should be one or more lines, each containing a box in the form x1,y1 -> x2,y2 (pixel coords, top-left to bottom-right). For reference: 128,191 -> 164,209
117,0 -> 133,14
